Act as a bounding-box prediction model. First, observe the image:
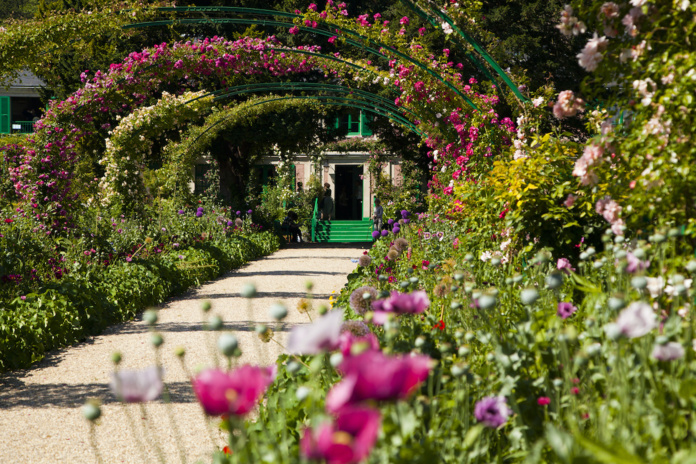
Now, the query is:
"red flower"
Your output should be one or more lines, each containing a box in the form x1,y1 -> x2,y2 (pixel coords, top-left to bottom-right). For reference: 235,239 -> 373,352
537,397 -> 550,406
222,446 -> 232,455
432,320 -> 445,331
571,387 -> 580,395
498,208 -> 509,219
3,218 -> 12,223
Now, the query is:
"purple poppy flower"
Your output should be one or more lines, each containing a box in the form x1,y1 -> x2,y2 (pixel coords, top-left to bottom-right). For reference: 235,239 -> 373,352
615,301 -> 657,338
247,209 -> 253,215
110,366 -> 163,403
236,210 -> 241,216
178,209 -> 185,215
227,220 -> 234,227
557,302 -> 577,319
326,351 -> 433,412
651,342 -> 684,361
287,310 -> 343,354
474,396 -> 511,428
300,406 -> 381,464
380,230 -> 388,237
371,291 -> 429,325
625,252 -> 650,273
371,230 -> 380,239
192,365 -> 276,416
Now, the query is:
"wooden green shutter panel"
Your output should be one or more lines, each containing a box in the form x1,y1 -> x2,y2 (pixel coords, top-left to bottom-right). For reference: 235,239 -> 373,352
0,97 -> 10,134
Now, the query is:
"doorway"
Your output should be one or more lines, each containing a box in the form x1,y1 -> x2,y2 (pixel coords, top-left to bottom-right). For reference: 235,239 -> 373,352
334,165 -> 363,220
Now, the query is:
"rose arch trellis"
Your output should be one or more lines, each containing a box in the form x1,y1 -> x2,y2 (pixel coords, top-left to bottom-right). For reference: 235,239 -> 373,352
2,1 -> 520,232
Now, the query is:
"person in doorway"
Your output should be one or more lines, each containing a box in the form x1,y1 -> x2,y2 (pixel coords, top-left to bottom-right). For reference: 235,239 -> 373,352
373,198 -> 383,232
322,183 -> 334,221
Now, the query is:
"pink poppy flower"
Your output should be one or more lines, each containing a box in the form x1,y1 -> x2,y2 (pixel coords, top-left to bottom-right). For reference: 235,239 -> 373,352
326,351 -> 433,412
288,310 -> 343,354
110,366 -> 163,403
371,291 -> 430,325
339,331 -> 380,358
300,407 -> 381,464
192,365 -> 276,416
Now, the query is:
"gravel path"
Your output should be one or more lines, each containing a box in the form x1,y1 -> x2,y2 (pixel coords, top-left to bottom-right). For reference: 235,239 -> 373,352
0,244 -> 366,464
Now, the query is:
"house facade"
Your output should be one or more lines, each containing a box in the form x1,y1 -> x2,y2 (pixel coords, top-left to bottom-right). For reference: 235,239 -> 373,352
0,71 -> 44,134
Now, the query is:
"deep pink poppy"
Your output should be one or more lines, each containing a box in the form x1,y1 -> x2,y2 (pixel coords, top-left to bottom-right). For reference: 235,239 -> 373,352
300,407 -> 381,464
326,351 -> 433,412
192,365 -> 276,416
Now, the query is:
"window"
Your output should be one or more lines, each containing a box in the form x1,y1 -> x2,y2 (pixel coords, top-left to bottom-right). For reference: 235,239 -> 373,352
335,110 -> 372,137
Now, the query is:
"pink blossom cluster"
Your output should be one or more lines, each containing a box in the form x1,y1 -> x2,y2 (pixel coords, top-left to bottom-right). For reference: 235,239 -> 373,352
595,196 -> 625,235
553,90 -> 585,119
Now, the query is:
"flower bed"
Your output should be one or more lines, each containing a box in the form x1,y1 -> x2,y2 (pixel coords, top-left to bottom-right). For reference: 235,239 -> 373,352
0,201 -> 280,372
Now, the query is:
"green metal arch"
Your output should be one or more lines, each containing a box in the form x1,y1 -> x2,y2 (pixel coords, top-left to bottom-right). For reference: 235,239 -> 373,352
124,16 -> 479,110
132,5 -> 523,102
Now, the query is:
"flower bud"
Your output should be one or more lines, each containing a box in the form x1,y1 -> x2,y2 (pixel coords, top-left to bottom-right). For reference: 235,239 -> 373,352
207,315 -> 223,331
217,334 -> 238,357
201,300 -> 212,312
82,401 -> 101,422
478,294 -> 496,309
305,281 -> 314,291
269,303 -> 288,321
520,288 -> 540,305
111,352 -> 122,365
330,353 -> 344,367
240,283 -> 257,299
143,309 -> 158,326
174,346 -> 186,358
608,296 -> 626,311
631,276 -> 647,289
464,253 -> 474,262
287,361 -> 301,374
545,272 -> 563,290
296,386 -> 311,401
409,277 -> 419,284
151,333 -> 164,348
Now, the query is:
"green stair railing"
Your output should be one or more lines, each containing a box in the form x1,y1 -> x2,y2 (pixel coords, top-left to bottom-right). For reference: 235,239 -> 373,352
12,121 -> 34,133
311,198 -> 318,242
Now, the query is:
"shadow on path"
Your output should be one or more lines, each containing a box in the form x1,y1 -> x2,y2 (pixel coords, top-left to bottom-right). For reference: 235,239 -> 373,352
0,379 -> 196,409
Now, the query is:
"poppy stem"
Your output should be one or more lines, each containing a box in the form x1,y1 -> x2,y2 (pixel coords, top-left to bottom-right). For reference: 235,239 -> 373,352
88,421 -> 104,464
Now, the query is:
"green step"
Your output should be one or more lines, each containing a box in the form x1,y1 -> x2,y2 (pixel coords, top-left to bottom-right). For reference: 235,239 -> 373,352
313,220 -> 375,243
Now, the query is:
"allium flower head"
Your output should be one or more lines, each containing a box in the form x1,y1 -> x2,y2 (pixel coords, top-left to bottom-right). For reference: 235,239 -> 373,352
287,310 -> 343,354
615,302 -> 657,338
394,238 -> 409,252
474,396 -> 511,428
358,255 -> 372,267
350,286 -> 378,315
110,366 -> 163,403
300,407 -> 381,464
340,320 -> 371,337
326,351 -> 433,412
235,218 -> 243,227
192,365 -> 276,416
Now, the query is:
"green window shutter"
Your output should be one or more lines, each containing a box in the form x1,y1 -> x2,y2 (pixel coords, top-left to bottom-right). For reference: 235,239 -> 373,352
360,112 -> 372,136
0,97 -> 10,134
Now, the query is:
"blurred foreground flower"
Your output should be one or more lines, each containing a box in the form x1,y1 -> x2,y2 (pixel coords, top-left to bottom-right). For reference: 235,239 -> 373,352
110,366 -> 163,403
474,396 -> 511,428
301,407 -> 381,464
192,365 -> 276,416
371,291 -> 429,325
326,351 -> 433,412
615,301 -> 657,338
288,310 -> 343,354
